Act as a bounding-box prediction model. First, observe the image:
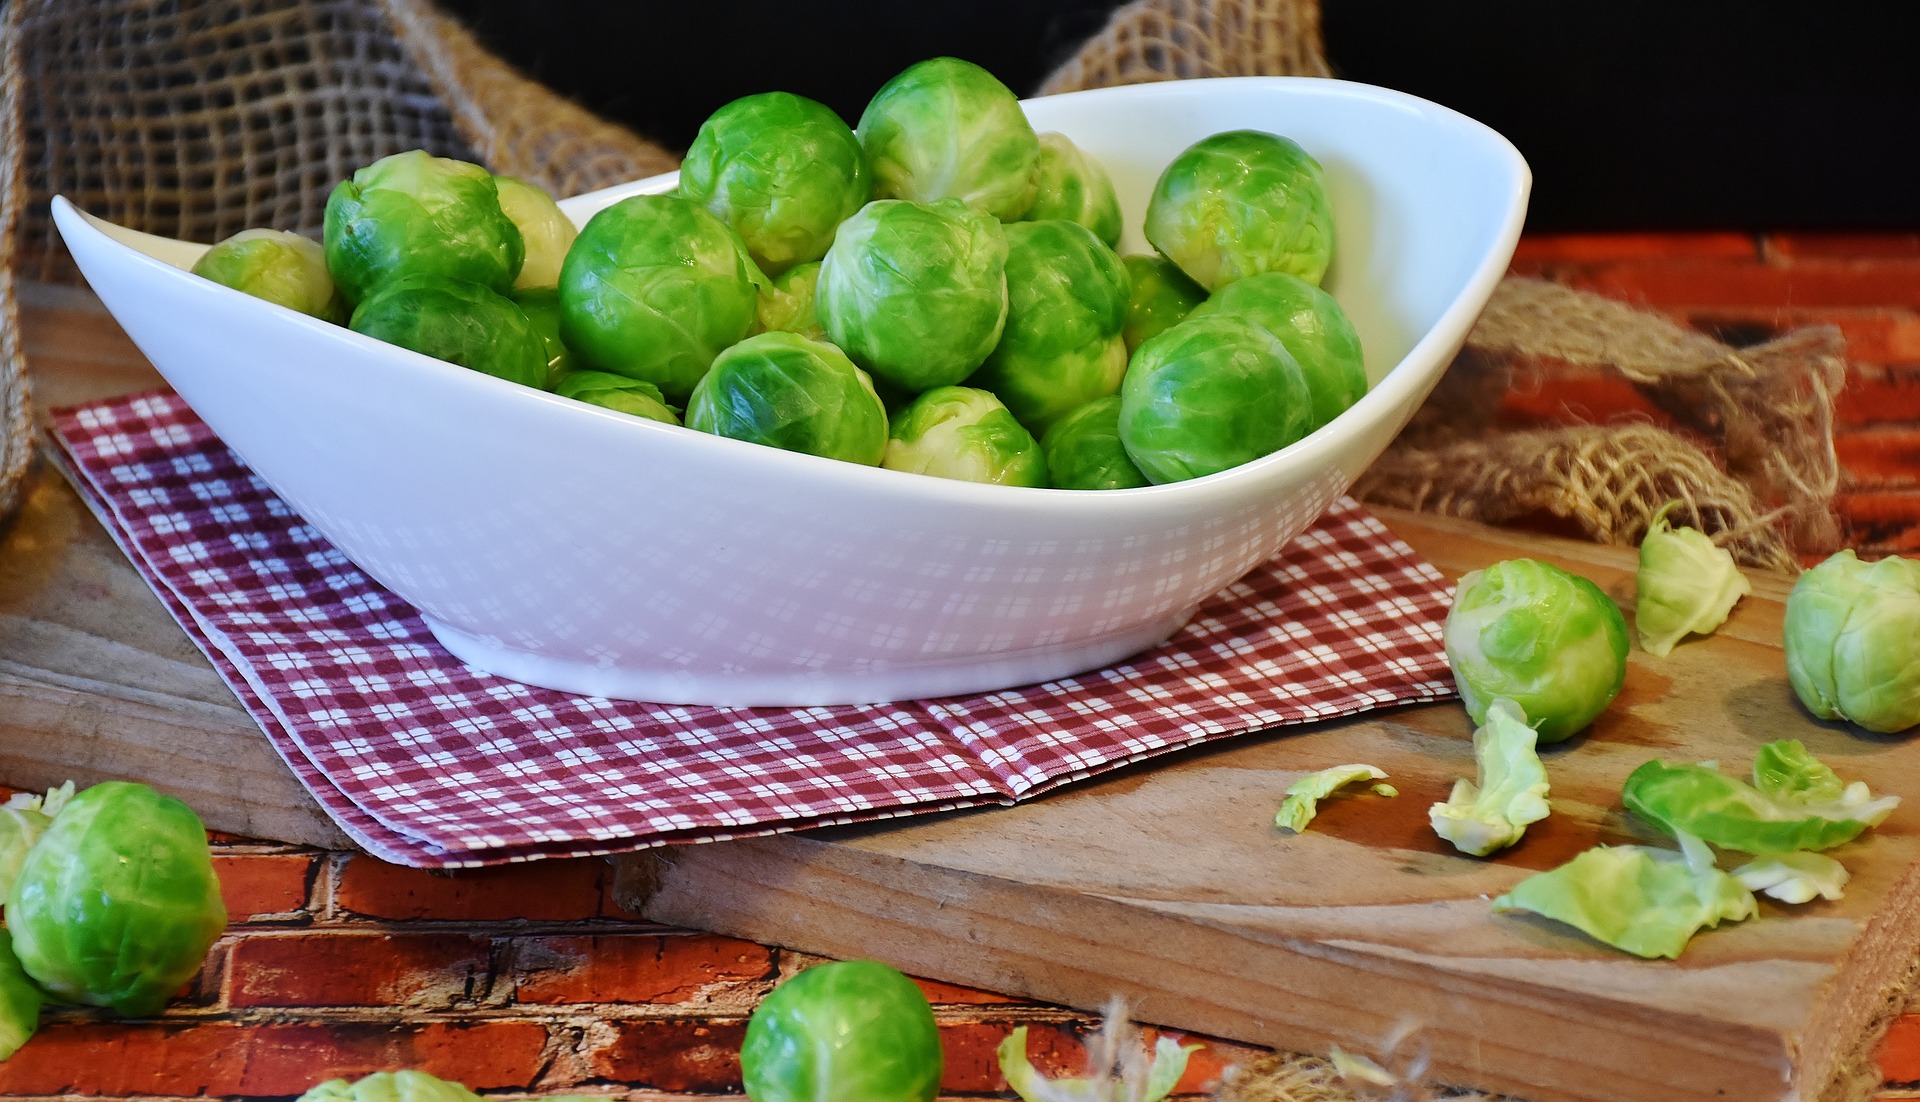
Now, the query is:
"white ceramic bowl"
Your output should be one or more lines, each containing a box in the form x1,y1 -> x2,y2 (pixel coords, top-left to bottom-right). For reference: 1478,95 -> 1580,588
53,77 -> 1528,707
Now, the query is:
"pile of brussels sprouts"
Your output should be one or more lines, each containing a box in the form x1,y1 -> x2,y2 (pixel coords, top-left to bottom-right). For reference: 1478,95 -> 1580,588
190,56 -> 1364,490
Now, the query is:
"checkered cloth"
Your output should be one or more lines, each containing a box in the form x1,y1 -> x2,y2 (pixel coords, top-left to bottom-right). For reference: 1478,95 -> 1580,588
50,389 -> 1458,867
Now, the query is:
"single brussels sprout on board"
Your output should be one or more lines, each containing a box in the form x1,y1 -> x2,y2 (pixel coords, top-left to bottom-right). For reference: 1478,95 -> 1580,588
1121,254 -> 1208,354
1117,314 -> 1311,484
1186,270 -> 1366,432
493,175 -> 578,292
1623,739 -> 1900,855
1782,549 -> 1920,734
1633,502 -> 1751,657
818,198 -> 1008,393
754,261 -> 828,341
555,370 -> 681,425
1041,396 -> 1150,491
512,287 -> 578,387
350,275 -> 549,389
857,56 -> 1040,221
0,929 -> 43,1062
681,91 -> 871,276
191,228 -> 347,322
884,386 -> 1047,487
687,332 -> 888,465
297,1071 -> 484,1102
1021,132 -> 1123,247
1144,130 -> 1334,292
741,959 -> 943,1102
559,193 -> 764,404
323,149 -> 524,303
6,781 -> 226,1017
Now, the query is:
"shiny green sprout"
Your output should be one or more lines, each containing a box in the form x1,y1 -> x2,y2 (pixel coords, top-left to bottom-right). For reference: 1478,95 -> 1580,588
1144,130 -> 1334,291
857,56 -> 1039,221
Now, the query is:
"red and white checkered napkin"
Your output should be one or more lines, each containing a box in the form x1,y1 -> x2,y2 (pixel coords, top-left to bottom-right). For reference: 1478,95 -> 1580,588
50,389 -> 1458,868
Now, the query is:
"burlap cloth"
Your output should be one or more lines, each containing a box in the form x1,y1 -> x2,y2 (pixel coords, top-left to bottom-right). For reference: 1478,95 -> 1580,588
0,1 -> 1854,1098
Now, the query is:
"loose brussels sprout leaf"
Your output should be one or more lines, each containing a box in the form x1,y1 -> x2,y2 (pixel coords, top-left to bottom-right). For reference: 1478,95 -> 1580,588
741,959 -> 942,1102
1732,851 -> 1848,904
559,193 -> 763,403
1275,764 -> 1387,834
0,928 -> 43,1062
1120,255 -> 1207,354
513,287 -> 577,387
191,228 -> 347,322
1443,558 -> 1629,744
6,781 -> 226,1017
687,333 -> 888,465
997,1023 -> 1198,1102
681,91 -> 871,276
1041,396 -> 1149,491
297,1071 -> 484,1102
1021,133 -> 1124,248
350,275 -> 549,389
1634,502 -> 1751,657
555,370 -> 681,426
1783,549 -> 1920,734
1118,314 -> 1310,484
818,198 -> 1009,392
884,386 -> 1047,487
1622,743 -> 1899,855
755,261 -> 828,341
1186,270 -> 1366,432
1328,1047 -> 1396,1088
323,149 -> 523,303
0,781 -> 72,901
858,56 -> 1039,221
1492,832 -> 1756,959
1429,698 -> 1551,857
1143,130 -> 1334,292
493,175 -> 578,292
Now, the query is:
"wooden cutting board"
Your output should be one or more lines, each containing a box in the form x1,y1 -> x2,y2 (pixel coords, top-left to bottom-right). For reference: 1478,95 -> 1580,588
7,285 -> 1918,1102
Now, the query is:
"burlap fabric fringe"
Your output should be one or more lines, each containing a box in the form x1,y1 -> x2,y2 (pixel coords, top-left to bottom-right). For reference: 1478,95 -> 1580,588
1039,0 -> 1330,93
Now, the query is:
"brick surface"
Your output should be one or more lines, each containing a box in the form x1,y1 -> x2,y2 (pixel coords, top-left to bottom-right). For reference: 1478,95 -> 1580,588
213,851 -> 316,923
225,931 -> 492,1008
1882,1014 -> 1920,1083
1768,233 -> 1920,260
587,1019 -> 748,1091
330,854 -> 607,922
1839,364 -> 1920,426
507,932 -> 771,1006
1560,259 -> 1920,311
1838,489 -> 1920,554
1510,232 -> 1757,265
912,976 -> 1034,1006
1838,427 -> 1920,488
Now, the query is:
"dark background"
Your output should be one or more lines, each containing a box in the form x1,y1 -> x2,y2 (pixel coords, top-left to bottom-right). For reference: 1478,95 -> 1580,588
440,0 -> 1920,232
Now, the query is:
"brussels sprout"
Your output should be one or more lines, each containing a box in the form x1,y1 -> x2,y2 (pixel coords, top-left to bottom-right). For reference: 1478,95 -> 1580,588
559,193 -> 764,403
0,929 -> 42,1062
298,1071 -> 483,1102
741,959 -> 942,1102
754,261 -> 828,341
681,91 -> 871,276
967,219 -> 1130,435
1633,502 -> 1751,657
1275,764 -> 1388,833
1121,254 -> 1207,354
818,198 -> 1008,392
1731,851 -> 1848,904
6,781 -> 225,1017
883,386 -> 1047,487
1186,271 -> 1366,432
687,332 -> 888,465
1041,397 -> 1149,491
1117,314 -> 1311,484
323,149 -> 523,303
513,287 -> 578,387
350,275 -> 549,388
493,175 -> 578,291
191,228 -> 347,322
1622,740 -> 1899,855
1429,698 -> 1551,857
999,1024 -> 1198,1102
1443,558 -> 1629,744
555,370 -> 681,425
0,782 -> 70,901
857,56 -> 1039,221
1144,130 -> 1334,292
1783,549 -> 1920,734
1492,832 -> 1755,959
1020,132 -> 1123,247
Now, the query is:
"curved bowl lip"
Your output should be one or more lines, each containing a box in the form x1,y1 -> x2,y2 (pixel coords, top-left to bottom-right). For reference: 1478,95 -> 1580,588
50,74 -> 1529,520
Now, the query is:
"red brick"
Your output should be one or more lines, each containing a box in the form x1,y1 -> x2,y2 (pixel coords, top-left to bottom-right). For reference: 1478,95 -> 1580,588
1882,1014 -> 1920,1082
0,1020 -> 548,1096
1767,232 -> 1920,260
1838,489 -> 1920,554
331,854 -> 606,921
1510,232 -> 1757,266
213,851 -> 316,922
1493,370 -> 1668,427
1565,259 -> 1920,311
588,1018 -> 747,1090
225,930 -> 491,1008
1838,427 -> 1920,487
1685,308 -> 1920,368
912,975 -> 1033,1006
1838,364 -> 1920,426
509,932 -> 770,1005
939,1020 -> 1238,1095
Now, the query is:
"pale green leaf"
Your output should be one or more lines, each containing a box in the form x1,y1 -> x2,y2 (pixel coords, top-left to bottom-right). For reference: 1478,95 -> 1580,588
1429,697 -> 1551,856
1275,764 -> 1388,834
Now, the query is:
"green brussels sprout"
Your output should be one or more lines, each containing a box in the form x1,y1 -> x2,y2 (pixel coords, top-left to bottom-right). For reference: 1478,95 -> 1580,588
555,370 -> 681,425
1633,502 -> 1751,657
1121,254 -> 1207,354
1020,132 -> 1123,247
1040,396 -> 1149,491
1186,271 -> 1366,432
687,332 -> 888,465
513,287 -> 578,387
350,275 -> 549,388
297,1071 -> 483,1102
1783,549 -> 1920,734
754,261 -> 828,341
1443,559 -> 1630,744
0,782 -> 70,901
0,929 -> 43,1062
741,959 -> 942,1102
1623,739 -> 1900,855
1117,314 -> 1311,484
967,219 -> 1130,436
884,386 -> 1047,487
1143,130 -> 1334,292
191,228 -> 348,322
558,193 -> 764,403
818,198 -> 1008,392
1492,832 -> 1755,960
681,91 -> 871,276
6,781 -> 225,1017
323,149 -> 523,303
857,56 -> 1040,221
493,175 -> 578,291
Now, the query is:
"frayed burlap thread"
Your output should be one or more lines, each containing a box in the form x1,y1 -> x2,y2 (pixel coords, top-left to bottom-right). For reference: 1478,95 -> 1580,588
0,2 -> 33,523
1039,0 -> 1330,94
